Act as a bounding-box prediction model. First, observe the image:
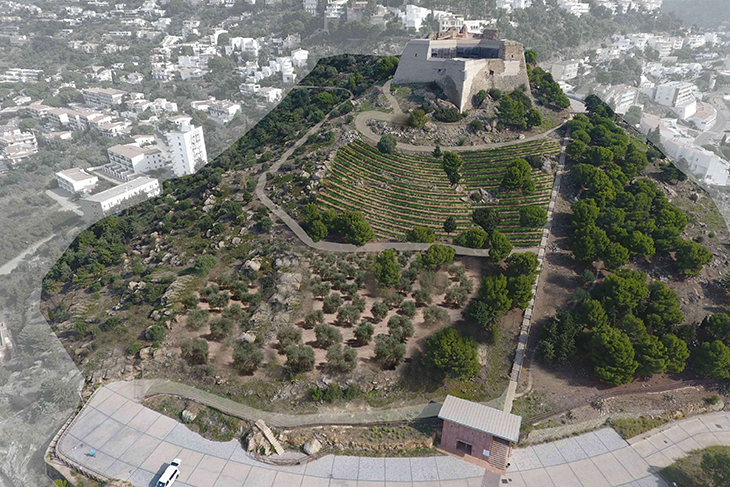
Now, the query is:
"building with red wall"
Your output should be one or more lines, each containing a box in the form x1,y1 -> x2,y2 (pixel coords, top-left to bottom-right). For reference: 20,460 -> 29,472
437,395 -> 522,472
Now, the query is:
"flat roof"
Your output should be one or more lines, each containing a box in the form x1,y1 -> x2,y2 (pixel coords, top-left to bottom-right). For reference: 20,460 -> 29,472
57,168 -> 96,182
438,395 -> 522,443
84,176 -> 158,203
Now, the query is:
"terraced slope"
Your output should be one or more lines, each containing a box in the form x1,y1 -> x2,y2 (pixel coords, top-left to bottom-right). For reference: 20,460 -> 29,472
318,139 -> 561,246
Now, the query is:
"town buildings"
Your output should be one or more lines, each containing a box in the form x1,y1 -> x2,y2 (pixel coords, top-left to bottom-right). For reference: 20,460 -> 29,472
82,87 -> 128,107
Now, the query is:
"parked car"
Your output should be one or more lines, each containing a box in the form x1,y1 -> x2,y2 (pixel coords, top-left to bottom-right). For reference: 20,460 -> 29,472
156,458 -> 181,487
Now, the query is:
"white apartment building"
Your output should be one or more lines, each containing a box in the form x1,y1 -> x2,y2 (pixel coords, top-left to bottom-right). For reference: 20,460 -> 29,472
27,103 -> 51,120
687,101 -> 717,131
0,131 -> 37,154
208,100 -> 241,123
56,168 -> 98,193
325,0 -> 347,18
549,60 -> 580,81
167,123 -> 207,177
1,68 -> 43,83
106,143 -> 166,180
557,0 -> 591,16
291,49 -> 309,68
79,176 -> 160,219
594,84 -> 639,115
257,87 -> 283,104
82,87 -> 127,107
303,0 -> 317,14
655,81 -> 697,119
640,113 -> 728,185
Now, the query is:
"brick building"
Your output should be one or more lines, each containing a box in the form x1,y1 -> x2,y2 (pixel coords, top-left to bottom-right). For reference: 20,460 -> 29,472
437,395 -> 521,473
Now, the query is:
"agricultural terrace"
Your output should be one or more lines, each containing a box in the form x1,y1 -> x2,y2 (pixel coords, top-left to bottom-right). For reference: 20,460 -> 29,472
317,139 -> 561,247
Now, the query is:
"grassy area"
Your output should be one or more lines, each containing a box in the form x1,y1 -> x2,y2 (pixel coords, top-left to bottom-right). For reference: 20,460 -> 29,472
318,139 -> 560,246
660,445 -> 730,487
609,416 -> 669,440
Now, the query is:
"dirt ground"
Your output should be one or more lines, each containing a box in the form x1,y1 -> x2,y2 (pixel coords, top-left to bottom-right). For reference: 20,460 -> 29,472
519,159 -> 730,422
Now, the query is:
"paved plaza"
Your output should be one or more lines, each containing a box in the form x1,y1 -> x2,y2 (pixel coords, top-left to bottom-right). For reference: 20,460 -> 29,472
58,382 -> 730,487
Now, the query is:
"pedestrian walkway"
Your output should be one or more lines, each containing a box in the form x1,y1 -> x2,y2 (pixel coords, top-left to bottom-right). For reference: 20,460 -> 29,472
56,382 -> 486,487
55,381 -> 730,487
501,411 -> 730,487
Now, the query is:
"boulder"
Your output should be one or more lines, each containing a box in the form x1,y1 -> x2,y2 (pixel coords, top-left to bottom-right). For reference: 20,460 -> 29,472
139,347 -> 151,360
303,438 -> 322,456
181,409 -> 197,423
240,332 -> 256,344
244,260 -> 261,272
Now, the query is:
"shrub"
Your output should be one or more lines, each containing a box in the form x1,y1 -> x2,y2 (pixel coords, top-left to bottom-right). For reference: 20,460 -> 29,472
405,226 -> 436,243
519,205 -> 548,228
325,344 -> 358,373
181,339 -> 209,365
232,342 -> 264,374
444,285 -> 469,307
377,134 -> 397,154
371,301 -> 389,322
400,300 -> 416,318
314,323 -> 342,348
425,328 -> 480,378
387,315 -> 414,342
354,322 -> 374,345
209,318 -> 234,340
409,109 -> 428,128
374,334 -> 406,369
304,310 -> 325,328
146,324 -> 166,342
323,293 -> 343,314
434,106 -> 462,122
277,326 -> 302,349
423,305 -> 450,327
413,289 -> 432,307
126,340 -> 142,356
284,344 -> 315,374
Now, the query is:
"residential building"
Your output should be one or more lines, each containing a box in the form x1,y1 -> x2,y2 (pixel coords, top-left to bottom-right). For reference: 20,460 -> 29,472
556,0 -> 591,16
98,121 -> 133,138
687,101 -> 717,131
594,84 -> 639,115
105,143 -> 166,180
256,87 -> 283,104
167,123 -> 207,177
291,49 -> 309,68
1,68 -> 43,83
82,87 -> 127,107
27,102 -> 51,120
0,131 -> 37,160
438,395 -> 521,472
302,0 -> 318,15
325,0 -> 347,18
208,100 -> 241,123
56,168 -> 98,193
655,81 -> 697,119
640,113 -> 728,185
549,60 -> 580,81
79,176 -> 161,219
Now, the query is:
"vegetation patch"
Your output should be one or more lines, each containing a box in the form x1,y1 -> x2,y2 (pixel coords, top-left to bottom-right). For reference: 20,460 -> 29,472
609,416 -> 669,439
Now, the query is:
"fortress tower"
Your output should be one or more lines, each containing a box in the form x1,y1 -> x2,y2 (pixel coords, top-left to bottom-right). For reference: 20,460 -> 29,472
392,31 -> 530,112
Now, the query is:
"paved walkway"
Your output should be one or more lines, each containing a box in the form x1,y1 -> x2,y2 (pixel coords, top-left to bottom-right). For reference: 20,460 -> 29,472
57,382 -> 730,487
57,382 -> 486,487
503,411 -> 730,487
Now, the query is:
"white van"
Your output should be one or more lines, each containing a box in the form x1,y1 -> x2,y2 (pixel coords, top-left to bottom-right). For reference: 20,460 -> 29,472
156,458 -> 181,487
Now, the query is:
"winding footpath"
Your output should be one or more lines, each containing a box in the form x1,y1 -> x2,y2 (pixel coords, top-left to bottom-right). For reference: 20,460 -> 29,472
50,380 -> 730,487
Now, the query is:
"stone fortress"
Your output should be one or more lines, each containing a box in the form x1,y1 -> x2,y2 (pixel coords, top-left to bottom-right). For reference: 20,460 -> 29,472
392,28 -> 530,112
